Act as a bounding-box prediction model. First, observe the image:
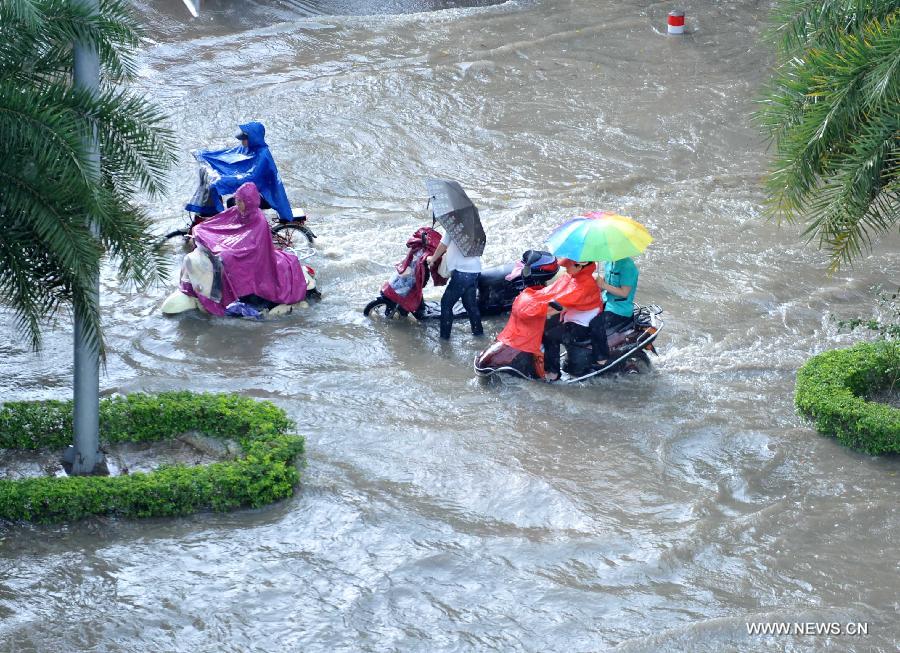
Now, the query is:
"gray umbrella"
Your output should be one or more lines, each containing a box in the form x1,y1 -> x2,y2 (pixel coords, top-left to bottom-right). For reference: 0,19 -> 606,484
426,179 -> 486,257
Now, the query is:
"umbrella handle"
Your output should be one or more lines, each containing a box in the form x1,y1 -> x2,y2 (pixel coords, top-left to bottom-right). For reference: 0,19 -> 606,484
426,196 -> 437,227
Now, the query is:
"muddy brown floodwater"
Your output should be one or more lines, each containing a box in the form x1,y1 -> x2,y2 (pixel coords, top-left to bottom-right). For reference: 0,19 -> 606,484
1,1 -> 898,651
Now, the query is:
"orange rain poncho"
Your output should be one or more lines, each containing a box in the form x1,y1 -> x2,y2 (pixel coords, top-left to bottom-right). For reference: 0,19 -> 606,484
497,262 -> 602,357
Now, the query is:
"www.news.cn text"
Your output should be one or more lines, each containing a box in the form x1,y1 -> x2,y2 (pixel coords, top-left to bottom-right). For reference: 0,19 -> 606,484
746,622 -> 869,636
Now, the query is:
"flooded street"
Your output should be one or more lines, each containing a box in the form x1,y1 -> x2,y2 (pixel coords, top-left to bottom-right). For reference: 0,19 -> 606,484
1,0 -> 898,650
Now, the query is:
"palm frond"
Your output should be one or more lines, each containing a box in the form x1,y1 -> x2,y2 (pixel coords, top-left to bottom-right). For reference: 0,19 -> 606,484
766,0 -> 900,55
756,2 -> 900,268
0,0 -> 144,83
2,0 -> 40,25
0,0 -> 174,352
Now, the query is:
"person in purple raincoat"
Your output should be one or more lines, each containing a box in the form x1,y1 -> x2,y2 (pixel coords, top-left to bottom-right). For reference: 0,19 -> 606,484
182,182 -> 307,315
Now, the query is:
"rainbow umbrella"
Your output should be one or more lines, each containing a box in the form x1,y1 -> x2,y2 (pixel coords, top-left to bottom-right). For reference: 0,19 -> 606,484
546,211 -> 652,262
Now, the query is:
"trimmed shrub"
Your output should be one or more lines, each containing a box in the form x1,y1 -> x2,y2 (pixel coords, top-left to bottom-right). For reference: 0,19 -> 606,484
795,343 -> 900,455
0,392 -> 304,522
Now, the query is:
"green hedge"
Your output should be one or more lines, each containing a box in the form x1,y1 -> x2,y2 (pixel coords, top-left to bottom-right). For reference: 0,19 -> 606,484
795,343 -> 900,455
0,392 -> 304,522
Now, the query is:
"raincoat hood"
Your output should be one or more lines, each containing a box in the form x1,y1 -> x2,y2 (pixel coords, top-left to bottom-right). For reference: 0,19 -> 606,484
235,182 -> 261,216
237,121 -> 267,150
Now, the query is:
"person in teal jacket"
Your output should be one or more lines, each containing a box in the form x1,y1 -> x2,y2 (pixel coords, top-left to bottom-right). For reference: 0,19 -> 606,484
590,256 -> 639,366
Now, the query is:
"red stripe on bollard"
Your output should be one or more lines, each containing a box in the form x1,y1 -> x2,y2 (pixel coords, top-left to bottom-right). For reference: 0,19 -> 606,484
667,10 -> 685,34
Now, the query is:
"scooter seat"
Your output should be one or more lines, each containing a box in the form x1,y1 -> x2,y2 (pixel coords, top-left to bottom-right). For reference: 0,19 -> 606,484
570,324 -> 635,349
478,263 -> 514,288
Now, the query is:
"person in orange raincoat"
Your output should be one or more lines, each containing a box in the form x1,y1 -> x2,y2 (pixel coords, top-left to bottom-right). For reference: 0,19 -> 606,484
497,255 -> 602,380
540,258 -> 603,380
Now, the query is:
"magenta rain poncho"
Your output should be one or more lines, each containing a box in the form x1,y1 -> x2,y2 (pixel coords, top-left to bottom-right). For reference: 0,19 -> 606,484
182,182 -> 307,315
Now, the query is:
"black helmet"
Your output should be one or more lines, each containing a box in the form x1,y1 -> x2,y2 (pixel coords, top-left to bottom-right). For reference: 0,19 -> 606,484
521,250 -> 558,286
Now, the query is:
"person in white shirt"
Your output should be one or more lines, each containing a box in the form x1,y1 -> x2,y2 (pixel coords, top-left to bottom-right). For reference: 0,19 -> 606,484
426,231 -> 483,339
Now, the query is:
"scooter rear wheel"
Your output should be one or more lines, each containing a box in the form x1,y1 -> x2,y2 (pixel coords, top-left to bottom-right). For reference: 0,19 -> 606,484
272,223 -> 315,248
622,350 -> 651,374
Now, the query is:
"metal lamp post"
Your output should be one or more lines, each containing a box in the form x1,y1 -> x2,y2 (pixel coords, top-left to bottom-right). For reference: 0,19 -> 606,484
62,0 -> 106,476
63,0 -> 200,476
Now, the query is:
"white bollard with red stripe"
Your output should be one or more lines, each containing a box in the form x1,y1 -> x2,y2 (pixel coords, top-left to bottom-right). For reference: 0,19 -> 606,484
667,10 -> 685,35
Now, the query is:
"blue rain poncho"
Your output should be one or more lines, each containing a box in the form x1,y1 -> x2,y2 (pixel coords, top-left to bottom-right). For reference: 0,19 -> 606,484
185,121 -> 294,221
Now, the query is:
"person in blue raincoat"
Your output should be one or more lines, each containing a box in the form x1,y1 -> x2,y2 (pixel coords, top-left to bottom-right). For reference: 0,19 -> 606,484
186,121 -> 295,221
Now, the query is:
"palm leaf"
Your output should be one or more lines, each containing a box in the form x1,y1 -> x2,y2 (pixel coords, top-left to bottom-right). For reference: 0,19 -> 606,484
0,0 -> 174,353
756,2 -> 900,268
